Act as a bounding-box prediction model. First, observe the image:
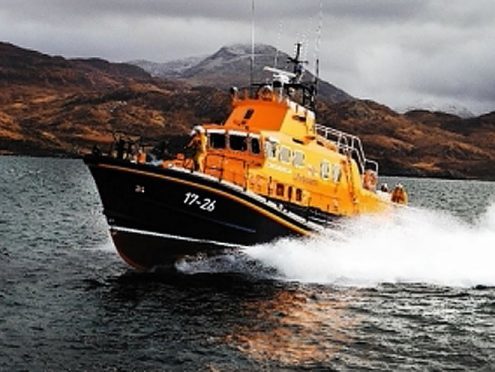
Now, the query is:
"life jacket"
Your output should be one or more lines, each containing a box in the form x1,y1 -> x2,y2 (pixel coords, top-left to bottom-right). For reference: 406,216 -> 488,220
391,186 -> 408,204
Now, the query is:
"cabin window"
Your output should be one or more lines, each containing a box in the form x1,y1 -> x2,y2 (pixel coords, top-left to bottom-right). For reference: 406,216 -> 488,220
209,133 -> 226,149
244,109 -> 254,120
279,146 -> 291,163
295,188 -> 303,202
276,183 -> 284,197
250,137 -> 261,154
292,138 -> 304,145
264,141 -> 277,158
331,164 -> 342,183
293,151 -> 305,167
229,134 -> 247,151
288,186 -> 293,201
320,161 -> 330,180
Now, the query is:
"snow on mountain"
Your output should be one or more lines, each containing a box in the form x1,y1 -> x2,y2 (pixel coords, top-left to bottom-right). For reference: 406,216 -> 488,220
130,55 -> 206,78
399,101 -> 475,119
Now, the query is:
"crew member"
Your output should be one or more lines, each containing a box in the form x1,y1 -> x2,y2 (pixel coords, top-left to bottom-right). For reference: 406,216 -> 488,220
363,169 -> 377,192
186,126 -> 206,171
137,147 -> 147,164
391,184 -> 408,205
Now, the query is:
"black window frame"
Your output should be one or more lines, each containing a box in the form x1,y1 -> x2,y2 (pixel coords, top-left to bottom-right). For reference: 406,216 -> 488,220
229,134 -> 248,152
208,132 -> 226,149
250,137 -> 261,155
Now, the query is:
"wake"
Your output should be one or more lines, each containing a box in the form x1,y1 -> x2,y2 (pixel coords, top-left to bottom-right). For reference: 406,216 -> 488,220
244,203 -> 495,287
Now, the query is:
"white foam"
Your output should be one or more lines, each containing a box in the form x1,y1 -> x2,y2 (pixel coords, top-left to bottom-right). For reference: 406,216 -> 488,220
244,203 -> 495,287
94,240 -> 115,252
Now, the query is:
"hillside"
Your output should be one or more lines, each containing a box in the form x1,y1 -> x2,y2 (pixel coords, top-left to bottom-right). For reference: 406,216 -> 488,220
320,101 -> 495,179
0,42 -> 494,180
0,42 -> 230,156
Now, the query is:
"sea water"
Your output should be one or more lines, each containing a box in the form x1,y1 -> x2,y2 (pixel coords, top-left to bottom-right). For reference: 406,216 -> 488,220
1,157 -> 494,370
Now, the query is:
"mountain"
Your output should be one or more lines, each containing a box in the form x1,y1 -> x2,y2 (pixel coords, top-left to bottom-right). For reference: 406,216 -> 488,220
0,42 -> 230,156
0,42 -> 150,87
130,56 -> 206,79
399,102 -> 475,119
1,42 -> 495,180
130,44 -> 352,104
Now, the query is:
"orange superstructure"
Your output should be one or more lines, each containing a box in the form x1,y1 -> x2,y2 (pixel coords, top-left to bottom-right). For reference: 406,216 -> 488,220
163,45 -> 406,218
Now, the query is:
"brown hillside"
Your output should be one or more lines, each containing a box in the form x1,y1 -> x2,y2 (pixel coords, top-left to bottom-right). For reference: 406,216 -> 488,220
320,100 -> 495,179
0,42 -> 230,156
0,42 -> 494,180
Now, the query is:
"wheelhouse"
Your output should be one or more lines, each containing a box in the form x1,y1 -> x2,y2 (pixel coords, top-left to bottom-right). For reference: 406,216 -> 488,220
206,128 -> 262,156
202,127 -> 264,187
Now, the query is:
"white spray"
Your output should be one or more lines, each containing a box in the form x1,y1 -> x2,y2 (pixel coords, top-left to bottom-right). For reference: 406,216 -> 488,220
245,204 -> 495,287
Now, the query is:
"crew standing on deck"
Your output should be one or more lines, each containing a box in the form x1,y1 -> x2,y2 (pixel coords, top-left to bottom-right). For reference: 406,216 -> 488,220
363,169 -> 378,192
187,126 -> 206,172
391,184 -> 408,205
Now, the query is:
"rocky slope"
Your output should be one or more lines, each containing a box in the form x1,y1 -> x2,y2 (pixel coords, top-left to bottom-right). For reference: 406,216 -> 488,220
1,42 -> 494,180
0,42 -> 230,156
319,101 -> 495,179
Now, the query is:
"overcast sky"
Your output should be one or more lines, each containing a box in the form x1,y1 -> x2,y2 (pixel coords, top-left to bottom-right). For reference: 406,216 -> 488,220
1,0 -> 494,114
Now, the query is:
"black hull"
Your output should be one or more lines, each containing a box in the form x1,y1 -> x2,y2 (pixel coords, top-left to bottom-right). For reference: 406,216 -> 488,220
85,156 -> 318,270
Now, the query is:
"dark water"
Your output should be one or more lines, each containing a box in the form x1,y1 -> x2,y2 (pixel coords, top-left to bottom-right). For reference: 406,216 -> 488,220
1,157 -> 495,371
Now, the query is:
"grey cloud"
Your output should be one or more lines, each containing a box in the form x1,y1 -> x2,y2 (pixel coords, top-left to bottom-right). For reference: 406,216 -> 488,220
0,0 -> 435,23
0,0 -> 494,114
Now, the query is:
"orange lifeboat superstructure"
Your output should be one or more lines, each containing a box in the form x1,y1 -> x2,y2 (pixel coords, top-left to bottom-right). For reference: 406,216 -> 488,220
166,78 -> 397,219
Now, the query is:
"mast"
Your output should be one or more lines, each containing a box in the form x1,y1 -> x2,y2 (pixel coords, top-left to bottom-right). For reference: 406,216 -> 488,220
287,42 -> 305,83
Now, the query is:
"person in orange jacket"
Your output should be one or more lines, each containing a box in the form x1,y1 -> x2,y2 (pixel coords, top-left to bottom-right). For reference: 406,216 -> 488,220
391,184 -> 408,205
186,126 -> 206,171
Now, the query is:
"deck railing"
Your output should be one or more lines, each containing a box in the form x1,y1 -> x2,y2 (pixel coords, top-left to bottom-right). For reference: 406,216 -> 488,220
315,123 -> 378,175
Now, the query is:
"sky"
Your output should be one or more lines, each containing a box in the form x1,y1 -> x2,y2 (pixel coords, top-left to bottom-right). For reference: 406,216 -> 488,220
1,0 -> 494,115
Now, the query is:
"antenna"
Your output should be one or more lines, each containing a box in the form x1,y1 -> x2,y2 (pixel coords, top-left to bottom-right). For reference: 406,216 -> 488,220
313,0 -> 323,103
273,19 -> 283,68
314,58 -> 320,98
313,0 -> 323,72
250,0 -> 255,88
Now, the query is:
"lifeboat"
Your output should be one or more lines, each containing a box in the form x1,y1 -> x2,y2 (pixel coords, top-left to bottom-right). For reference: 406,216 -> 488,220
84,43 -> 407,270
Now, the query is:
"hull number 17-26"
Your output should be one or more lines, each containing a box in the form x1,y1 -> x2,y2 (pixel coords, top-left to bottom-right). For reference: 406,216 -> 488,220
183,192 -> 216,212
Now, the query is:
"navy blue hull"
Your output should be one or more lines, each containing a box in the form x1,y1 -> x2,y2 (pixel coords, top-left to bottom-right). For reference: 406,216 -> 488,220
85,156 -> 315,269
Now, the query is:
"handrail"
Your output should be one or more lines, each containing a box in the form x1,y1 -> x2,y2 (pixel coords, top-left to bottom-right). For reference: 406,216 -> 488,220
315,123 -> 378,175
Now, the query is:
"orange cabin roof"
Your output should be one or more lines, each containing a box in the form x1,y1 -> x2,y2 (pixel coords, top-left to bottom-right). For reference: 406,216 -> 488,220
220,95 -> 316,142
